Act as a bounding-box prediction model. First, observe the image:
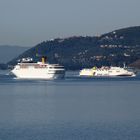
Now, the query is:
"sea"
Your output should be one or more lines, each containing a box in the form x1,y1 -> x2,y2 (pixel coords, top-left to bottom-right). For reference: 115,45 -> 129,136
0,70 -> 140,140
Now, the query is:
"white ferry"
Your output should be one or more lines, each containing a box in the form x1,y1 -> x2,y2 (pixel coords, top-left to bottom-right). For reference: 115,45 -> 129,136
79,66 -> 136,77
11,57 -> 65,79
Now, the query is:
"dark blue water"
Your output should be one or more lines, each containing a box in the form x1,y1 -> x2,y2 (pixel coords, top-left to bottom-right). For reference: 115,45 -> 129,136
0,71 -> 140,140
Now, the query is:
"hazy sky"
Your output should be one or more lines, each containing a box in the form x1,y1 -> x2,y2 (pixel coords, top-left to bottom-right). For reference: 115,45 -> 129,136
0,0 -> 140,46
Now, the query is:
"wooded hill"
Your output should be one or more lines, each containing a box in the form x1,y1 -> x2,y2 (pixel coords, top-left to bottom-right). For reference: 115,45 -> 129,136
8,26 -> 140,70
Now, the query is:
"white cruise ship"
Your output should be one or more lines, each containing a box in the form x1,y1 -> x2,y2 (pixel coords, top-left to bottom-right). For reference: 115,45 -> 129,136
11,57 -> 65,79
79,66 -> 136,77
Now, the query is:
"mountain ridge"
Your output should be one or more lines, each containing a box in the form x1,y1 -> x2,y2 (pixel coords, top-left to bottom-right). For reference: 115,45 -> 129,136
7,26 -> 140,70
0,45 -> 30,63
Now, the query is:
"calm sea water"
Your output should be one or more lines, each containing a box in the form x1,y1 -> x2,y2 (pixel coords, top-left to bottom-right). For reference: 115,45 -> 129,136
0,70 -> 140,140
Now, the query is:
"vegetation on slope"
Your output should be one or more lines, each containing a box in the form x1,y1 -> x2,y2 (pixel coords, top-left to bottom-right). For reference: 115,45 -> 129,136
8,26 -> 140,70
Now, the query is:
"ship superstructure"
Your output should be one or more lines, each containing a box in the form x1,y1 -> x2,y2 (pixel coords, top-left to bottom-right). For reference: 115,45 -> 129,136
79,66 -> 136,77
11,57 -> 65,79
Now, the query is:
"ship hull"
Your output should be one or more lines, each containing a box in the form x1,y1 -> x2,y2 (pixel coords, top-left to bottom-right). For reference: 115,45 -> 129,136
12,67 -> 65,80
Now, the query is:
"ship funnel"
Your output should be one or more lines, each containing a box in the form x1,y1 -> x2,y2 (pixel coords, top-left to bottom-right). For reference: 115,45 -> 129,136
41,56 -> 47,63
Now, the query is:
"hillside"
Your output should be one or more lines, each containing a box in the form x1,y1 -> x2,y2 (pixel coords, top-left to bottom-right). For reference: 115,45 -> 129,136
0,45 -> 30,63
129,59 -> 140,69
8,26 -> 140,70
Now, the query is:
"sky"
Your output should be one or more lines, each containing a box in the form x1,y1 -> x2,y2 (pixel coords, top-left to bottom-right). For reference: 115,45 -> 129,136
0,0 -> 140,46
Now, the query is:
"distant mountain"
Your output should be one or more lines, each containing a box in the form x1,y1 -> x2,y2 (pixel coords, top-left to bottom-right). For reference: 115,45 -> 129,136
0,45 -> 30,63
8,26 -> 140,70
